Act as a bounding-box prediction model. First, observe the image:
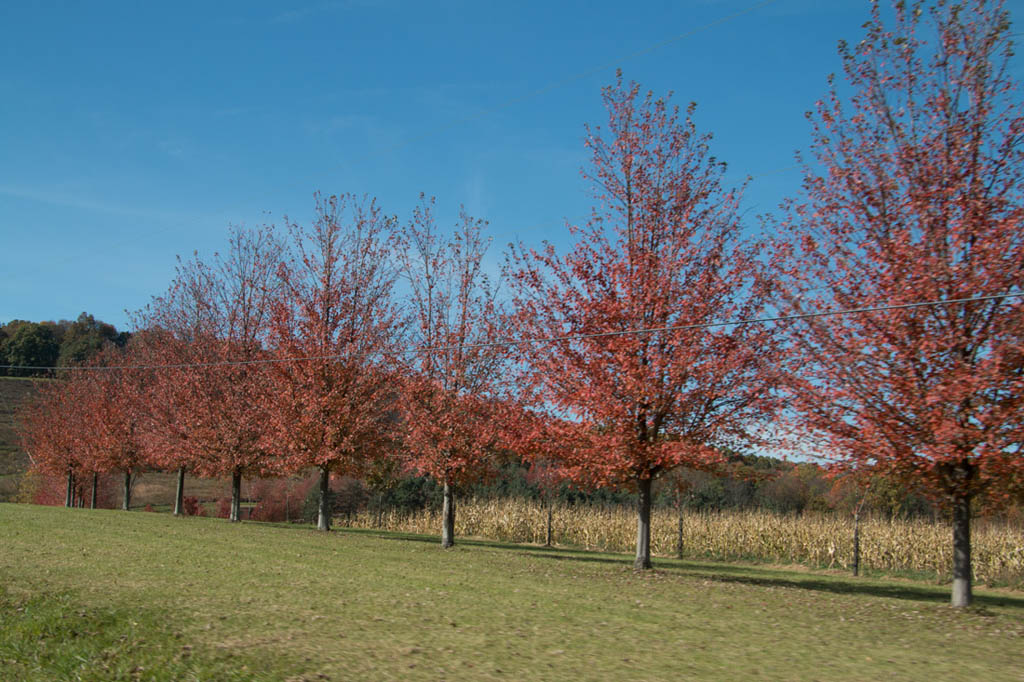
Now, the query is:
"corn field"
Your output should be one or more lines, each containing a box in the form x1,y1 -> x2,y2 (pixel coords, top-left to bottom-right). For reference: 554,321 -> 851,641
347,498 -> 1024,587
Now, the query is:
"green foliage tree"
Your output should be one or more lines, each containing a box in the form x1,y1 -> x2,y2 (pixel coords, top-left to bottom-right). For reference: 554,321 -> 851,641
56,313 -> 126,368
2,322 -> 59,377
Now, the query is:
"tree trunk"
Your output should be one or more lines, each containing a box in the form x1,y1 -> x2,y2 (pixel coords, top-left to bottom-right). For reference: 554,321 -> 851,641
852,510 -> 861,577
65,469 -> 73,508
317,465 -> 331,532
441,479 -> 455,548
122,470 -> 132,511
69,472 -> 76,508
951,493 -> 972,607
173,466 -> 186,516
635,476 -> 653,570
676,503 -> 684,560
545,501 -> 553,547
230,470 -> 242,523
90,472 -> 98,509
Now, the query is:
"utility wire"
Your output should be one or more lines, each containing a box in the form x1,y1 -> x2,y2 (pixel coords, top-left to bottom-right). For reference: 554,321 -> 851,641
3,293 -> 1018,374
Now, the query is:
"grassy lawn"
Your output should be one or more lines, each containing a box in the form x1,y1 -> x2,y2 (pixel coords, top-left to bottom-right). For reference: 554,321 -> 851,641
1,504 -> 1022,681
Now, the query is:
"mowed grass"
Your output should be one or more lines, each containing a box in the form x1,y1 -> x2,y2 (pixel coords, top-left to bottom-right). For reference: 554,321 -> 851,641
1,504 -> 1022,681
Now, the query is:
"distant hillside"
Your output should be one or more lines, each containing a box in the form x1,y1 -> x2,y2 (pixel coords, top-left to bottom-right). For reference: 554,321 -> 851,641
0,376 -> 43,501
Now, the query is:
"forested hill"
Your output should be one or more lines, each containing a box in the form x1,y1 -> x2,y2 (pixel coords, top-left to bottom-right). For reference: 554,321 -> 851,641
1,312 -> 129,376
0,376 -> 43,501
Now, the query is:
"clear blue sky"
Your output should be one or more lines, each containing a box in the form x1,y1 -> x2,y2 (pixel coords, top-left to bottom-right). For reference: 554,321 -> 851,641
2,0 -> 1021,331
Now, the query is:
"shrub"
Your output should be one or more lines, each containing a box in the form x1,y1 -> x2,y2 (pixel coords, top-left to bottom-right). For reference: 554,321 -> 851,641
249,477 -> 314,523
250,497 -> 288,523
181,496 -> 201,516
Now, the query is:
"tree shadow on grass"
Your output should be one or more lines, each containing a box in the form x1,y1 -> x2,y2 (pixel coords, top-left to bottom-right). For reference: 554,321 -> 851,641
338,526 -> 1024,611
340,526 -> 621,559
671,563 -> 1024,610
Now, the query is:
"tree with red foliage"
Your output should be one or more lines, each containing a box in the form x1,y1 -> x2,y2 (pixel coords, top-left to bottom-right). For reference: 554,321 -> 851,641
20,379 -> 83,507
772,0 -> 1024,607
77,343 -> 150,511
136,252 -> 222,516
189,227 -> 281,522
141,226 -> 282,521
132,328 -> 200,516
396,197 -> 507,547
525,459 -> 567,547
509,74 -> 781,569
268,193 -> 403,532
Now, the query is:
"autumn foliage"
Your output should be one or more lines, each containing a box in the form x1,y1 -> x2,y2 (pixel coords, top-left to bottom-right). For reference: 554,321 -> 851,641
13,0 -> 1023,609
772,0 -> 1024,606
266,193 -> 403,531
508,74 -> 782,568
396,196 -> 507,546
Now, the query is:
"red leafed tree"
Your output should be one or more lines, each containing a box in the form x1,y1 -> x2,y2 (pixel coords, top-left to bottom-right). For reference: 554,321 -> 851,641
772,0 -> 1024,607
132,326 -> 205,517
268,193 -> 402,532
525,458 -> 568,547
508,74 -> 781,569
141,226 -> 281,521
135,264 -> 218,518
77,343 -> 150,511
20,379 -> 84,507
396,197 -> 506,547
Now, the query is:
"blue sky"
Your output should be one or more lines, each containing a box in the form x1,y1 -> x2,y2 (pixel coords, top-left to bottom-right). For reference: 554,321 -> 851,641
2,0 -> 1022,331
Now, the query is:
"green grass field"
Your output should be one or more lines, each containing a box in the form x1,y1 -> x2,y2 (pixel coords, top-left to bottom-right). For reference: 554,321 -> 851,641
1,504 -> 1022,681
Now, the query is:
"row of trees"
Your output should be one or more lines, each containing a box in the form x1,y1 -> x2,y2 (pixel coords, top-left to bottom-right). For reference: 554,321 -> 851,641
18,0 -> 1024,608
26,446 -> 955,524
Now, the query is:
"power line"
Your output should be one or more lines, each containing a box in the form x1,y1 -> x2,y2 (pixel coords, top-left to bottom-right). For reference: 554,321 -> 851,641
3,293 -> 1018,374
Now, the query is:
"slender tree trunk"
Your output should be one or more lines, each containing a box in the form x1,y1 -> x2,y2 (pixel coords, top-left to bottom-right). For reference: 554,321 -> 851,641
545,500 -> 553,547
852,509 -> 861,577
676,502 -> 684,560
317,465 -> 331,532
65,469 -> 73,508
173,466 -> 186,516
230,470 -> 242,523
851,476 -> 873,577
90,472 -> 98,509
951,493 -> 972,608
441,479 -> 455,548
69,473 -> 77,508
635,476 -> 653,570
122,470 -> 132,511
